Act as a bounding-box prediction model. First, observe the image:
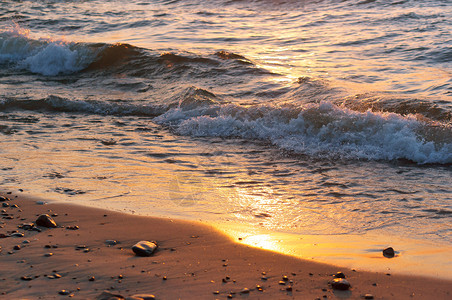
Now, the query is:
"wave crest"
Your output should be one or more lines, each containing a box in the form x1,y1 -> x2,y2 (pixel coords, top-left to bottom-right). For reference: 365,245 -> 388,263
0,25 -> 95,75
155,101 -> 452,164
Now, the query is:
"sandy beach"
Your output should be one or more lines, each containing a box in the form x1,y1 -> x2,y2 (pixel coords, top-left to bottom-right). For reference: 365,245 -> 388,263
0,191 -> 450,299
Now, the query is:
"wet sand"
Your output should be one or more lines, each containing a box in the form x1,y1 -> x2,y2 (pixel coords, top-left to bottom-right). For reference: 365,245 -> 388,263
0,191 -> 451,299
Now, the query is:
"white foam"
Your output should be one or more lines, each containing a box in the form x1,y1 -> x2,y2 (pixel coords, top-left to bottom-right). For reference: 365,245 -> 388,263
155,102 -> 452,164
0,25 -> 94,75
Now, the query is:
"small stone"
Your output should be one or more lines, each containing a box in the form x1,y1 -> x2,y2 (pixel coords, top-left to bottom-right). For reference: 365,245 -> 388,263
106,240 -> 119,246
13,245 -> 21,250
66,225 -> 79,230
256,284 -> 263,291
331,278 -> 351,290
364,294 -> 374,299
213,291 -> 220,294
129,294 -> 156,300
282,275 -> 289,281
11,232 -> 24,237
162,276 -> 167,280
19,223 -> 36,231
227,295 -> 233,299
20,276 -> 33,281
36,201 -> 46,205
59,290 -> 70,295
2,203 -> 9,207
279,281 -> 286,285
83,248 -> 90,253
22,240 -> 30,244
286,286 -> 293,291
89,276 -> 95,281
35,214 -> 57,228
334,272 -> 346,278
0,196 -> 10,202
240,288 -> 250,294
383,247 -> 395,258
132,241 -> 158,257
44,253 -> 53,257
261,276 -> 267,280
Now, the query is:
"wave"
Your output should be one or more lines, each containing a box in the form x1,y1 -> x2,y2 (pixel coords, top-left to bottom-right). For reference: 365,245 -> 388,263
0,95 -> 165,116
154,101 -> 452,164
2,88 -> 451,164
0,25 -> 96,76
0,25 -> 262,79
8,92 -> 449,165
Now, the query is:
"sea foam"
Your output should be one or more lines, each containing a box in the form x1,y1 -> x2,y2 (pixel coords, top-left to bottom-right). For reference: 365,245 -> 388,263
155,101 -> 452,164
0,25 -> 94,75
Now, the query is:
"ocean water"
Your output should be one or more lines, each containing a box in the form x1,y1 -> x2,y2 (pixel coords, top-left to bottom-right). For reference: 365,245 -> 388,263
1,0 -> 451,276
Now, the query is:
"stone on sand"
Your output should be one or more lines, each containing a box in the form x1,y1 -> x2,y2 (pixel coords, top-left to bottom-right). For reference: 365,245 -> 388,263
132,241 -> 158,257
36,214 -> 58,228
331,278 -> 351,290
383,247 -> 395,258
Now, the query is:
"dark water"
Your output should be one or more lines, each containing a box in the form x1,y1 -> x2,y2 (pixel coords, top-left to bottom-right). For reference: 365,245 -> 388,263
0,0 -> 451,253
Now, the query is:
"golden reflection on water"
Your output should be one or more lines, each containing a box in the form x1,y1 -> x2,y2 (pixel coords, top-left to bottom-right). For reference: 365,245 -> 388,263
218,220 -> 452,280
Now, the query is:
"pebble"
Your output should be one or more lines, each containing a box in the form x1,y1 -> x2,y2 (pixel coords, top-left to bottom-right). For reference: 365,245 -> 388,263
213,291 -> 220,294
36,201 -> 47,205
22,240 -> 30,244
35,214 -> 57,228
364,294 -> 374,299
19,223 -> 35,231
240,288 -> 250,294
282,275 -> 289,281
2,203 -> 9,207
44,253 -> 53,257
58,290 -> 70,295
106,240 -> 119,246
130,294 -> 156,300
132,241 -> 158,257
13,245 -> 21,250
331,278 -> 351,290
66,225 -> 79,230
20,276 -> 33,281
383,247 -> 395,258
11,232 -> 24,237
334,272 -> 346,278
0,196 -> 10,202
89,276 -> 95,281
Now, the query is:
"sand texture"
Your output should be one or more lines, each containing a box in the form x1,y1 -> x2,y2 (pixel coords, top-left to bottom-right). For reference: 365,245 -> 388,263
0,192 -> 451,299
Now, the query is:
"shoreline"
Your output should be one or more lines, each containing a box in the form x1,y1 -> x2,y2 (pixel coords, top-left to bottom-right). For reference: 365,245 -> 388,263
0,191 -> 451,299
